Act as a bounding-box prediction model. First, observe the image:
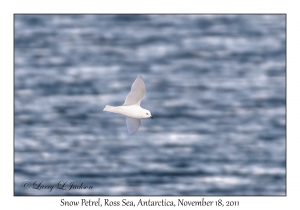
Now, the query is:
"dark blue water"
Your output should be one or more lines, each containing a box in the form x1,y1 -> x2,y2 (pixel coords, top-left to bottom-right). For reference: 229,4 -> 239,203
14,14 -> 286,195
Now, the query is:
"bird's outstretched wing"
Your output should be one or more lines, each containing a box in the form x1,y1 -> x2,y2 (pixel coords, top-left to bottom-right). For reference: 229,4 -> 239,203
126,117 -> 141,135
123,76 -> 146,106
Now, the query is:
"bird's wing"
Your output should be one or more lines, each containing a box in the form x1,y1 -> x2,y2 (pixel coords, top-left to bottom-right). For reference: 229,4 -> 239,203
126,117 -> 141,135
123,76 -> 146,106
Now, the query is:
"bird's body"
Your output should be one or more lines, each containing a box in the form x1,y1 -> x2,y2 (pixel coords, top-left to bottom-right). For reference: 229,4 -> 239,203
103,76 -> 153,134
103,105 -> 149,119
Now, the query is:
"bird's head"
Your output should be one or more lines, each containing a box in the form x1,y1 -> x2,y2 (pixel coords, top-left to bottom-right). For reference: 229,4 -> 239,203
142,109 -> 153,119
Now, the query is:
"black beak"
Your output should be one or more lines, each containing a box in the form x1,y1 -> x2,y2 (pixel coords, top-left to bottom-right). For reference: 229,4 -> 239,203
150,116 -> 153,119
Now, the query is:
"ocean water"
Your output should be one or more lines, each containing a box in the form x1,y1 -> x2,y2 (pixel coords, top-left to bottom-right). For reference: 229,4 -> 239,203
14,14 -> 286,195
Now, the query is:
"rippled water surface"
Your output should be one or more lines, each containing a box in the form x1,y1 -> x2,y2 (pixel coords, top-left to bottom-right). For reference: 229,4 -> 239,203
14,14 -> 286,195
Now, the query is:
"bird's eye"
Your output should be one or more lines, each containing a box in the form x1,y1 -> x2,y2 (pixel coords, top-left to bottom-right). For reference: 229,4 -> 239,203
146,113 -> 148,115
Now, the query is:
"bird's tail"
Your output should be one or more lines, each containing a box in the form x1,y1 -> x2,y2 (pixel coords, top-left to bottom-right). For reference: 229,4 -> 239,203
103,105 -> 115,112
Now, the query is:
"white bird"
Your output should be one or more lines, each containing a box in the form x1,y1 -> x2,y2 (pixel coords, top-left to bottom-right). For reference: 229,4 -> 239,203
103,75 -> 153,134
